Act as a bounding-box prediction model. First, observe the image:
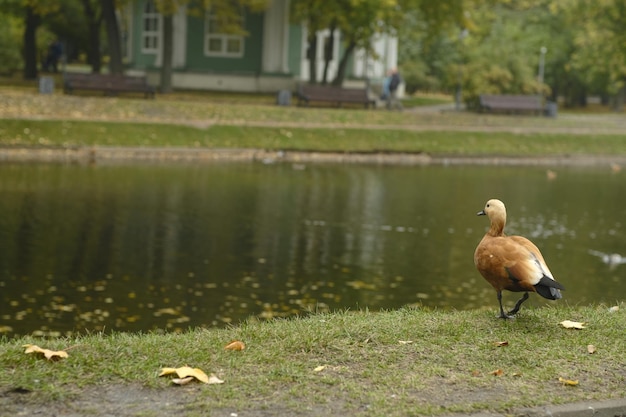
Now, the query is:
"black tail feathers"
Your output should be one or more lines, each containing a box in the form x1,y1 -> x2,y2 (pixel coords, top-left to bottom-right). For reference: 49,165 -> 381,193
535,275 -> 565,300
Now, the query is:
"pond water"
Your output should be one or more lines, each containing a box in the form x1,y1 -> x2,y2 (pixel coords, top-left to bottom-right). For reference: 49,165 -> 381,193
0,162 -> 624,336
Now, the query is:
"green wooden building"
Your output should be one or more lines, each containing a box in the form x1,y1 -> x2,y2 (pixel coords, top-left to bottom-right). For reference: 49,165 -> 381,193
123,0 -> 397,93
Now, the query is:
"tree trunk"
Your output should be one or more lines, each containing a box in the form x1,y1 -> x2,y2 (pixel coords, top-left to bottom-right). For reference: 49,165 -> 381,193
81,0 -> 102,73
160,14 -> 173,93
23,6 -> 41,80
101,0 -> 123,75
321,22 -> 336,85
331,40 -> 356,87
307,34 -> 317,84
613,83 -> 625,112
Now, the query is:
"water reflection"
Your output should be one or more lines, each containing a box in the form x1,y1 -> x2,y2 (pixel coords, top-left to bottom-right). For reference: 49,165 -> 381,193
0,163 -> 624,336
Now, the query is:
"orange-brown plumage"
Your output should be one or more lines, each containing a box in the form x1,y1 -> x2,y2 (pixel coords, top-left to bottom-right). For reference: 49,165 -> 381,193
474,199 -> 564,318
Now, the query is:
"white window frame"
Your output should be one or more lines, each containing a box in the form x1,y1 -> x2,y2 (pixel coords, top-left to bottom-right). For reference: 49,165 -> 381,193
141,0 -> 160,54
204,11 -> 245,58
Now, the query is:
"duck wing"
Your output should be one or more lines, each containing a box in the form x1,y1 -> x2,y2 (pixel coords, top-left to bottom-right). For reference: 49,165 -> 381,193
508,236 -> 564,299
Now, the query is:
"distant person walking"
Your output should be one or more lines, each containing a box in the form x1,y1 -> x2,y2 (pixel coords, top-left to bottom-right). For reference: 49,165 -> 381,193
386,67 -> 403,110
43,40 -> 63,73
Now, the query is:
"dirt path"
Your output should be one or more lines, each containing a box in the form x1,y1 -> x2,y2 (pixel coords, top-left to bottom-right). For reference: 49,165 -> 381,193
2,383 -> 625,417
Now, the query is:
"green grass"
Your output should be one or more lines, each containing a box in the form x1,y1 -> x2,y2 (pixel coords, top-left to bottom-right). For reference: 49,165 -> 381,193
1,86 -> 625,158
1,305 -> 624,415
2,119 -> 626,156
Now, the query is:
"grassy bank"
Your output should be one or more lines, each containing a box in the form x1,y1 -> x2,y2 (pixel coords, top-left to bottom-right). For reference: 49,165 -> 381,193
2,119 -> 626,157
1,86 -> 626,158
1,306 -> 624,416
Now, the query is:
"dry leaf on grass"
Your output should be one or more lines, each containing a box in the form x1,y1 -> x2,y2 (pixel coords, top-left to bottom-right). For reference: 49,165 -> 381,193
172,376 -> 195,385
398,340 -> 413,345
587,345 -> 597,354
159,366 -> 211,384
224,340 -> 245,351
313,365 -> 327,372
559,377 -> 579,386
490,369 -> 504,377
23,344 -> 68,361
493,341 -> 509,347
559,320 -> 586,329
207,374 -> 224,384
608,306 -> 619,313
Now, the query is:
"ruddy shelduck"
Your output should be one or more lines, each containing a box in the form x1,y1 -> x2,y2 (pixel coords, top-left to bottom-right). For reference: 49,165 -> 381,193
474,199 -> 564,318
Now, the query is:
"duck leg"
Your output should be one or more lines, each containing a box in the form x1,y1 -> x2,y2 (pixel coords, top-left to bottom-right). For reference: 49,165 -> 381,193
507,292 -> 529,316
496,291 -> 510,319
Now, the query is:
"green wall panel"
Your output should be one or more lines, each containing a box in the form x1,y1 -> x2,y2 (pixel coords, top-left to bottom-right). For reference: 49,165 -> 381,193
185,12 -> 263,73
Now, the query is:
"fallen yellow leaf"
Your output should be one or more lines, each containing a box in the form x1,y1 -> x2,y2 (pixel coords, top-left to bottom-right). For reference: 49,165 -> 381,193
490,369 -> 504,377
313,365 -> 327,372
172,376 -> 195,385
207,374 -> 224,384
224,340 -> 245,351
23,344 -> 68,361
559,377 -> 579,386
587,345 -> 597,354
159,366 -> 209,384
398,340 -> 414,345
493,341 -> 509,347
559,320 -> 586,329
159,367 -> 178,376
608,306 -> 619,313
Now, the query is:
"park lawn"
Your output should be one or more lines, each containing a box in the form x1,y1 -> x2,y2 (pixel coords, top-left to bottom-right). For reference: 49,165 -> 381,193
0,305 -> 624,416
1,86 -> 626,131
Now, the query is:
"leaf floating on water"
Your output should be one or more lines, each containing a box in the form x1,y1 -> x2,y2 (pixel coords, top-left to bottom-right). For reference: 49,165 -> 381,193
224,340 -> 245,351
346,280 -> 377,290
23,344 -> 68,361
493,341 -> 509,347
587,345 -> 597,354
559,377 -> 579,386
159,366 -> 210,384
559,320 -> 586,329
154,308 -> 179,317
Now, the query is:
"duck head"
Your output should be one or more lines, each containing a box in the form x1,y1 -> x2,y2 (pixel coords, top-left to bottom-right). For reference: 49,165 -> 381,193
478,199 -> 507,236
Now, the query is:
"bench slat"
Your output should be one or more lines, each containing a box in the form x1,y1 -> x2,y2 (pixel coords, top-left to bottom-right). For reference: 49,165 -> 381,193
64,73 -> 155,99
479,94 -> 543,114
297,84 -> 375,108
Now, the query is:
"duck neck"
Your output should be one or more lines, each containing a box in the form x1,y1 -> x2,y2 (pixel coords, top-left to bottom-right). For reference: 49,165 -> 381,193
488,217 -> 506,237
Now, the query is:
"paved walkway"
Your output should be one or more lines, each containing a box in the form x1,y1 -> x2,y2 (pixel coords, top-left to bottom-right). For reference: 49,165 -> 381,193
445,398 -> 626,417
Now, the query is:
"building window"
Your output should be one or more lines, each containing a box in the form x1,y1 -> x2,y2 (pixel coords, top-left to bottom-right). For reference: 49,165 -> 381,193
142,0 -> 160,53
204,11 -> 245,57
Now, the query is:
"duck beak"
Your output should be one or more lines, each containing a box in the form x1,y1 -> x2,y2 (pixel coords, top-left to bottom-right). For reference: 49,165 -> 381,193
477,210 -> 486,216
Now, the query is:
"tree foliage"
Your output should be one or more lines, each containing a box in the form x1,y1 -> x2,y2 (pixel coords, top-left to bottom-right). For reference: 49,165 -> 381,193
0,12 -> 23,74
562,0 -> 626,110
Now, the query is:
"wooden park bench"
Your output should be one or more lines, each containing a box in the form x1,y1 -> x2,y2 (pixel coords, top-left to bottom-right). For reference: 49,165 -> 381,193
297,84 -> 375,108
479,94 -> 544,114
64,73 -> 156,99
